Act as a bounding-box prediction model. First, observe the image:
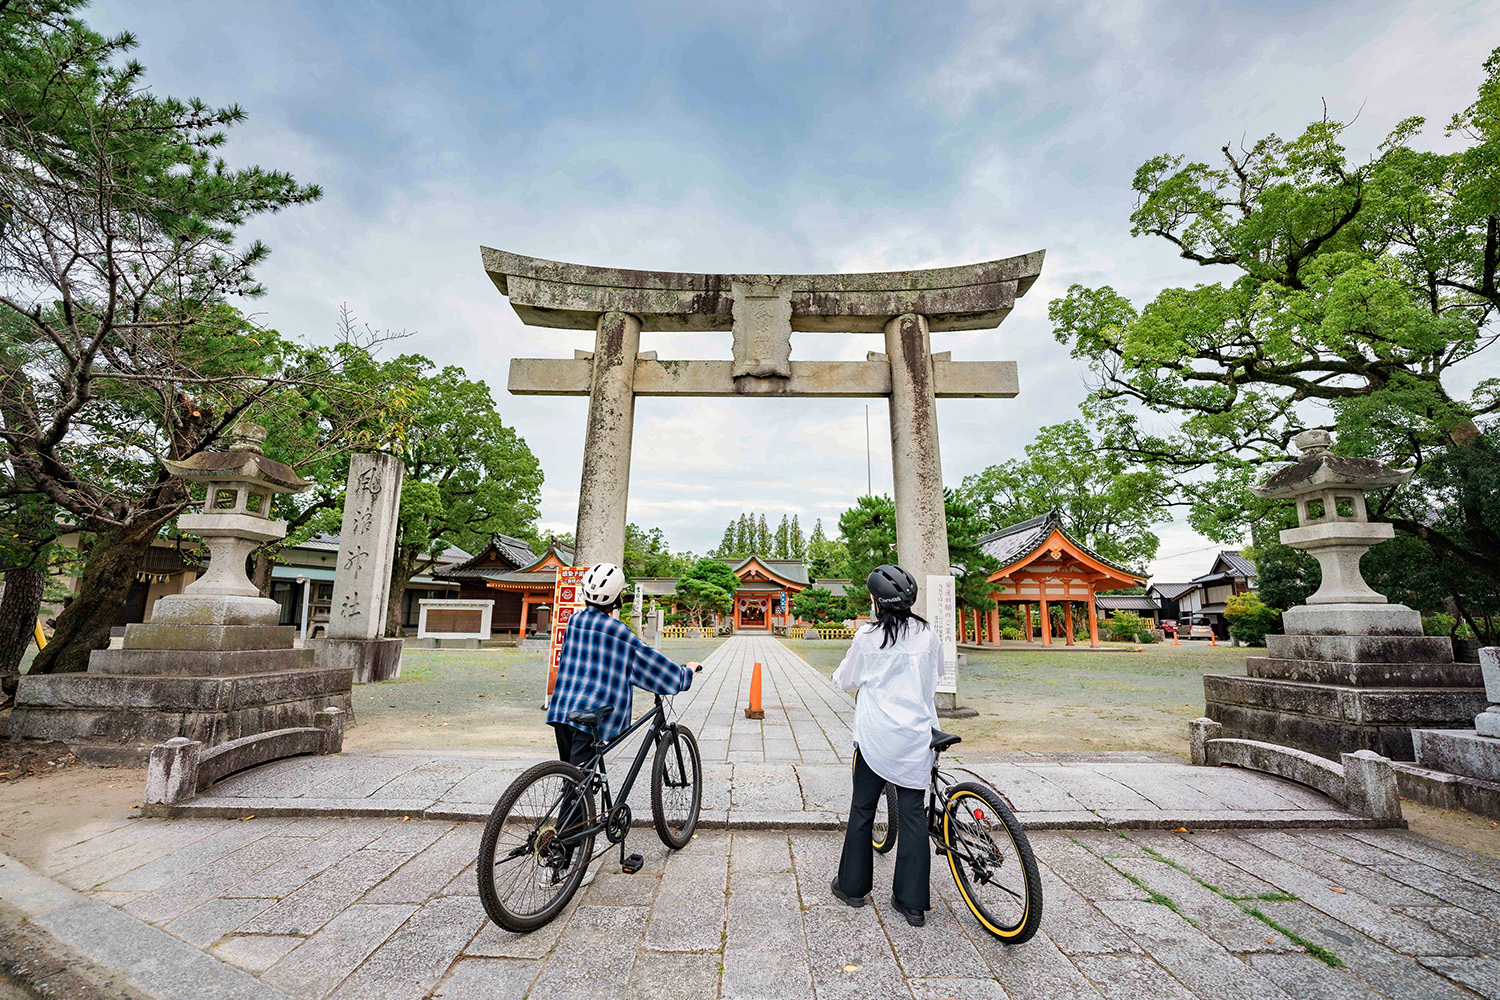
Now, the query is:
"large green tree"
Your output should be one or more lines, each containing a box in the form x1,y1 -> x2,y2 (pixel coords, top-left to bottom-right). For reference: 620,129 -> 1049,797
378,365 -> 541,636
1050,50 -> 1500,639
674,557 -> 739,629
959,420 -> 1168,568
624,523 -> 693,579
0,2 -> 393,672
835,492 -> 996,612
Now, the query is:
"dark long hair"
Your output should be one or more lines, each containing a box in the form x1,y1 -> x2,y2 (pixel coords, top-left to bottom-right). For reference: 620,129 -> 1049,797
873,604 -> 928,649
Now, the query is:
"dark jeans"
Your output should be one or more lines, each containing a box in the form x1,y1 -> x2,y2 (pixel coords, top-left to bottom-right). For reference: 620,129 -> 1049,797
836,749 -> 930,912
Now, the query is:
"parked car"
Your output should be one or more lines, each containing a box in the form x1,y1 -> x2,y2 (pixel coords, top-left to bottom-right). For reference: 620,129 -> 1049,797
1161,619 -> 1178,636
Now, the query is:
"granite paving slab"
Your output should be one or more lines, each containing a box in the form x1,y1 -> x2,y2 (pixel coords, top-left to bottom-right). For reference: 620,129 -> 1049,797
11,819 -> 1500,999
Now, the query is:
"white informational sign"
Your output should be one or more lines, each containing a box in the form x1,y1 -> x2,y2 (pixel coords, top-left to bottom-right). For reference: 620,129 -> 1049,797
928,574 -> 958,694
633,583 -> 644,631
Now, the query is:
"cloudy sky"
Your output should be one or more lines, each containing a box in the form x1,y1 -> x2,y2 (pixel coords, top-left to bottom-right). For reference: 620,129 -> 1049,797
91,0 -> 1498,582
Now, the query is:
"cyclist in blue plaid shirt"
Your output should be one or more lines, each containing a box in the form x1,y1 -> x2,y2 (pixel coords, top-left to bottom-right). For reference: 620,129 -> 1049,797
547,562 -> 702,767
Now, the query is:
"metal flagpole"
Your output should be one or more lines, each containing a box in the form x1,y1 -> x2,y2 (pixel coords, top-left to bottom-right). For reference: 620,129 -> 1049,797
865,404 -> 871,496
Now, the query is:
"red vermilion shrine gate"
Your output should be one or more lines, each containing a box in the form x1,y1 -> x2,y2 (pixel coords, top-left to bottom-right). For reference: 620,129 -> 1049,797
975,510 -> 1146,648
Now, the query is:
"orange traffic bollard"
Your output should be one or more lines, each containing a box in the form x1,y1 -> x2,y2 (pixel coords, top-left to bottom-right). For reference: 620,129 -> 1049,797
745,661 -> 765,719
1209,629 -> 1218,647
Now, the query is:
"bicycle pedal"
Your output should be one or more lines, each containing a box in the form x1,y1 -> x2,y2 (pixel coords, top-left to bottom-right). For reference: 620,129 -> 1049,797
621,853 -> 644,874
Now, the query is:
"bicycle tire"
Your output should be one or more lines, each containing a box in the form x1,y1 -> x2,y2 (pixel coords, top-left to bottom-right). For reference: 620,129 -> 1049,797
872,783 -> 898,854
941,781 -> 1043,944
651,726 -> 702,848
478,759 -> 596,933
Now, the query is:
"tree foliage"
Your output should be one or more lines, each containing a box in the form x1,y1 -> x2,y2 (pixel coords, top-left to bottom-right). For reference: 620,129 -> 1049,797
1050,51 -> 1500,631
1224,592 -> 1281,647
298,362 -> 542,637
624,523 -> 693,579
0,3 -> 417,670
959,420 -> 1168,569
673,557 -> 739,629
791,585 -> 854,624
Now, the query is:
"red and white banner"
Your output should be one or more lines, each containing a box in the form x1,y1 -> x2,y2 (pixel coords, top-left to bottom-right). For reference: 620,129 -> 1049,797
547,567 -> 589,700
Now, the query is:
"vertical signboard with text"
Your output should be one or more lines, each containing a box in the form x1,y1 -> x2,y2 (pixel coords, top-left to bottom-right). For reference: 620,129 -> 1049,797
927,574 -> 958,694
547,567 -> 588,705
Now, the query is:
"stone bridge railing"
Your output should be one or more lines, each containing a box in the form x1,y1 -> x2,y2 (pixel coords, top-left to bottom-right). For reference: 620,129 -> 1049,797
1189,717 -> 1402,822
143,707 -> 344,810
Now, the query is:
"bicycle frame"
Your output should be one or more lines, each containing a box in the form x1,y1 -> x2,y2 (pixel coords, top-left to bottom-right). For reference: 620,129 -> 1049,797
554,695 -> 686,849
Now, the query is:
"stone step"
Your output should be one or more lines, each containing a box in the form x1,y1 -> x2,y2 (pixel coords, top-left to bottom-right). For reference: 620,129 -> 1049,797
1205,673 -> 1487,761
1393,758 -> 1500,819
1245,656 -> 1481,688
89,648 -> 316,677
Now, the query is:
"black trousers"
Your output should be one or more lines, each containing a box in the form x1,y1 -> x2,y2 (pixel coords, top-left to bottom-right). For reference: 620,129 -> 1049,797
836,749 -> 930,912
552,722 -> 594,768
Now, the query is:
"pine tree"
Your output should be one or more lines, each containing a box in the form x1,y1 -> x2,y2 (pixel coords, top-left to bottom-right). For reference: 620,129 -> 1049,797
790,515 -> 805,559
775,515 -> 790,558
716,520 -> 738,558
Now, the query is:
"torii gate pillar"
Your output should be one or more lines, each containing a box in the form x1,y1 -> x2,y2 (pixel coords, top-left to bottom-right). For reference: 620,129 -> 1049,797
886,313 -> 950,607
575,311 -> 641,566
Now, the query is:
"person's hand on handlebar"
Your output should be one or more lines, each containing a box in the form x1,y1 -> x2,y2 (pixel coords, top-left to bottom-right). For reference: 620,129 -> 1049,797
688,662 -> 703,673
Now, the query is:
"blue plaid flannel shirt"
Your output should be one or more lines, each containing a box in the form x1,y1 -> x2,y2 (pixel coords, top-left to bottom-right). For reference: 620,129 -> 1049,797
547,606 -> 693,742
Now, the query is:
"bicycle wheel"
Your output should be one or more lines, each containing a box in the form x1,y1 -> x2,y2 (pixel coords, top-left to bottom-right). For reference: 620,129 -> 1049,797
872,783 -> 898,854
651,726 -> 702,848
941,781 -> 1043,944
478,760 -> 597,933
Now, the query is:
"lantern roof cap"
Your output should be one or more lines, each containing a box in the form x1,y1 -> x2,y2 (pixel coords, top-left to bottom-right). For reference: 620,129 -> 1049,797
163,423 -> 309,494
1249,429 -> 1410,499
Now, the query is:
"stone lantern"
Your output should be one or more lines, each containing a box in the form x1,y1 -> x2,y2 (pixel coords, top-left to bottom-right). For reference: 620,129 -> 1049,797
3,422 -> 354,757
152,423 -> 310,628
1202,428 -> 1486,761
1248,429 -> 1418,636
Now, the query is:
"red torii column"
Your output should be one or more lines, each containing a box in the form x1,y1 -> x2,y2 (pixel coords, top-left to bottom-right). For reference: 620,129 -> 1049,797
1039,598 -> 1052,645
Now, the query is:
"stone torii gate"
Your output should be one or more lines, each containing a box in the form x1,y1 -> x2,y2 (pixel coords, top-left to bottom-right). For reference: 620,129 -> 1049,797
487,247 -> 1045,619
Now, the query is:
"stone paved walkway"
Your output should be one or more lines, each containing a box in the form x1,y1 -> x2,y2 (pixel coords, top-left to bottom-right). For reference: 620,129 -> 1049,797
7,818 -> 1500,999
672,634 -> 854,764
155,637 -> 1384,831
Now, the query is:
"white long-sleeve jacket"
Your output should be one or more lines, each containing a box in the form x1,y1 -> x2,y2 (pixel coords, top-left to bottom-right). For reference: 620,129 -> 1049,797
831,619 -> 941,790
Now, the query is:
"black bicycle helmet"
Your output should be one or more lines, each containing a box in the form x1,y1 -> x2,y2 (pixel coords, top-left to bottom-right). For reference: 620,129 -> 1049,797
867,564 -> 918,612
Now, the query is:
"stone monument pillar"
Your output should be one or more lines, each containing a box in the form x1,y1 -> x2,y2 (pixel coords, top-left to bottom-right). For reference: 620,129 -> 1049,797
1203,430 -> 1485,759
313,454 -> 405,683
4,424 -> 353,759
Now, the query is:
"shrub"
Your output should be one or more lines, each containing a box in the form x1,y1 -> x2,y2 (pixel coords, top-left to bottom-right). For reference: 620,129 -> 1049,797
1104,611 -> 1148,641
1000,626 -> 1021,641
1137,630 -> 1159,644
1225,592 -> 1282,646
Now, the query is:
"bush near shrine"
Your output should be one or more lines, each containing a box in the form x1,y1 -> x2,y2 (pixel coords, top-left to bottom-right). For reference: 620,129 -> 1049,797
1225,593 -> 1283,647
1103,610 -> 1149,642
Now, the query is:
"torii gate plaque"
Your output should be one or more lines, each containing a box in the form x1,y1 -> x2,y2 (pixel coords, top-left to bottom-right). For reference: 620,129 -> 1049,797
488,247 -> 1045,627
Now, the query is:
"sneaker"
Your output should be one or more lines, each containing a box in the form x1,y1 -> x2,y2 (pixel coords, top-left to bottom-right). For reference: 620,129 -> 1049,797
891,896 -> 925,927
830,879 -> 868,908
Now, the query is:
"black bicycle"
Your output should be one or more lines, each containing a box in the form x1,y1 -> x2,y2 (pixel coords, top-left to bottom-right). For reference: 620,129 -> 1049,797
871,728 -> 1043,943
478,694 -> 702,932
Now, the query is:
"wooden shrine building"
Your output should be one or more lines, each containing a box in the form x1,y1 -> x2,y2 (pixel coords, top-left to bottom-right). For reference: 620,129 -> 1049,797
978,510 -> 1146,647
439,535 -> 574,635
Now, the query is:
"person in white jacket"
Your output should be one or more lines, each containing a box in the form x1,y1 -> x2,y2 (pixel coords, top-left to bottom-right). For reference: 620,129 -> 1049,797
829,564 -> 941,927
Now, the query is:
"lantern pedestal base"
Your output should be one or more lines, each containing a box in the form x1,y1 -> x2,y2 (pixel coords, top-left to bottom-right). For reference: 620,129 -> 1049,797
1282,602 -> 1423,637
3,646 -> 351,762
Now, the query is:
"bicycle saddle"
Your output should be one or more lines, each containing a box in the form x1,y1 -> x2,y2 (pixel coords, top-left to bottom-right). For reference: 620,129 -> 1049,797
930,728 -> 962,752
567,705 -> 615,730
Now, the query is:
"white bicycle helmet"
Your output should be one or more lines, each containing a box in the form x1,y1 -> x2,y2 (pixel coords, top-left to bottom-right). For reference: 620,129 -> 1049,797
580,562 -> 627,606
